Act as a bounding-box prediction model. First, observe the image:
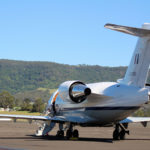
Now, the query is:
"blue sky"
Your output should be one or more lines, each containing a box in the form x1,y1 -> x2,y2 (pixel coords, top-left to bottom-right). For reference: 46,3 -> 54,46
0,0 -> 150,66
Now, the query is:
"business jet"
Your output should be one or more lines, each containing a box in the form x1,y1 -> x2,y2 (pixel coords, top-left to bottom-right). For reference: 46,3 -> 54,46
1,23 -> 150,140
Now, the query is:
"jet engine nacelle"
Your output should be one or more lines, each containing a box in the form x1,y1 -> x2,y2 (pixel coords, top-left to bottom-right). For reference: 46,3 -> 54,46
58,81 -> 91,103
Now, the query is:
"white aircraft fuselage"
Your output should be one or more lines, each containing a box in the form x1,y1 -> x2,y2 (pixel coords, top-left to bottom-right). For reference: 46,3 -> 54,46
47,81 -> 148,126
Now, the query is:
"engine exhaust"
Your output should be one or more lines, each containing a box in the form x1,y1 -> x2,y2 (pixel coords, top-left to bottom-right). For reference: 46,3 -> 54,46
69,83 -> 91,103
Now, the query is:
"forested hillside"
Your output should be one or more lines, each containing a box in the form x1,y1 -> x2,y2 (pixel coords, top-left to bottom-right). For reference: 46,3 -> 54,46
1,59 -> 150,95
0,59 -> 128,94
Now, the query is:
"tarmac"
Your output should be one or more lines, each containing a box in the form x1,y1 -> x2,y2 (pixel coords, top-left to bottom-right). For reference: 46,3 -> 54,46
0,121 -> 150,150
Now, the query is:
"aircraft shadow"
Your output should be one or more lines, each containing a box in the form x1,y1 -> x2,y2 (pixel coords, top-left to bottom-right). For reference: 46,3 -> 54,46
28,135 -> 113,143
29,135 -> 150,142
0,135 -> 113,143
0,136 -> 38,140
125,138 -> 150,141
0,135 -> 150,143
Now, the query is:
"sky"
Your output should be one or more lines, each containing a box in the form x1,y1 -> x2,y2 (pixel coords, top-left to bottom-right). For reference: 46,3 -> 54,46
0,0 -> 150,66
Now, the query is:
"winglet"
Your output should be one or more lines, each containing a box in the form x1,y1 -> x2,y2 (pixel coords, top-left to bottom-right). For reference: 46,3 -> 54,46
104,23 -> 150,37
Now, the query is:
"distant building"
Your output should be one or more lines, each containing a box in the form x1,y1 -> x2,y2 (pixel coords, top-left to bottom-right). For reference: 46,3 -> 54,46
0,107 -> 10,111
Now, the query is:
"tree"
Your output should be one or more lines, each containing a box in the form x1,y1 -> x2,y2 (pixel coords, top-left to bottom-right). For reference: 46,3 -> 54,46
0,91 -> 15,109
14,98 -> 22,107
21,98 -> 33,111
32,98 -> 45,113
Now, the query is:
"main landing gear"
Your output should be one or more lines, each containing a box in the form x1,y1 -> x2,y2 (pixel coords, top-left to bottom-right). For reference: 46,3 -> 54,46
56,123 -> 65,138
56,130 -> 64,138
113,123 -> 129,140
56,124 -> 79,139
66,129 -> 79,139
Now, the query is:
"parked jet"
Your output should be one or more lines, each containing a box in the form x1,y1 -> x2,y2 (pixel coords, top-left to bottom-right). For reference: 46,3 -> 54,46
1,23 -> 150,140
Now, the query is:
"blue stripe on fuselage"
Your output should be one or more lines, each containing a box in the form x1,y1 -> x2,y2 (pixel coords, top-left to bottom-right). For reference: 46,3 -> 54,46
62,106 -> 140,111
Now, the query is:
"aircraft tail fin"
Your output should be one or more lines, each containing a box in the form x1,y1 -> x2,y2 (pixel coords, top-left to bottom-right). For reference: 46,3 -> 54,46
105,23 -> 150,87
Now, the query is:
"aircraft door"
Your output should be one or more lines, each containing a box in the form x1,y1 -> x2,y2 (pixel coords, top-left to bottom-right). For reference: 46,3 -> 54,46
51,91 -> 59,115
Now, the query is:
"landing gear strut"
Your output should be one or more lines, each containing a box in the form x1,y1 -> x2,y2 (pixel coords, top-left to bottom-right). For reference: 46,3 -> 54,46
113,123 -> 129,140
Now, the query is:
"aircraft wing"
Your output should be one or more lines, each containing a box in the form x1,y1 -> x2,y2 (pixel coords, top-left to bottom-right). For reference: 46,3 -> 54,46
0,114 -> 66,122
120,117 -> 150,125
0,118 -> 11,121
0,114 -> 92,124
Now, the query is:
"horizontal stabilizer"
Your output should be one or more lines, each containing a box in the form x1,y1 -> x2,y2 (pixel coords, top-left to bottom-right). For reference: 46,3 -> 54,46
120,117 -> 150,124
104,23 -> 150,37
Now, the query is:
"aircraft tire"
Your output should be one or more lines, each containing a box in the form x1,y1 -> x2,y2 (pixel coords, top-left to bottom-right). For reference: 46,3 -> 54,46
113,129 -> 120,140
73,129 -> 79,138
56,130 -> 64,138
66,129 -> 72,139
119,130 -> 126,140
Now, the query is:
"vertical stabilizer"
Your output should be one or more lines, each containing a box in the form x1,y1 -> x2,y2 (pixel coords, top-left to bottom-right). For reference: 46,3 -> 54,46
105,23 -> 150,87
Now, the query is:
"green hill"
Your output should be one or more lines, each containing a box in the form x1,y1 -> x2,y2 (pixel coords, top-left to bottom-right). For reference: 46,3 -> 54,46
1,59 -> 150,101
14,88 -> 56,103
0,59 -> 127,94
